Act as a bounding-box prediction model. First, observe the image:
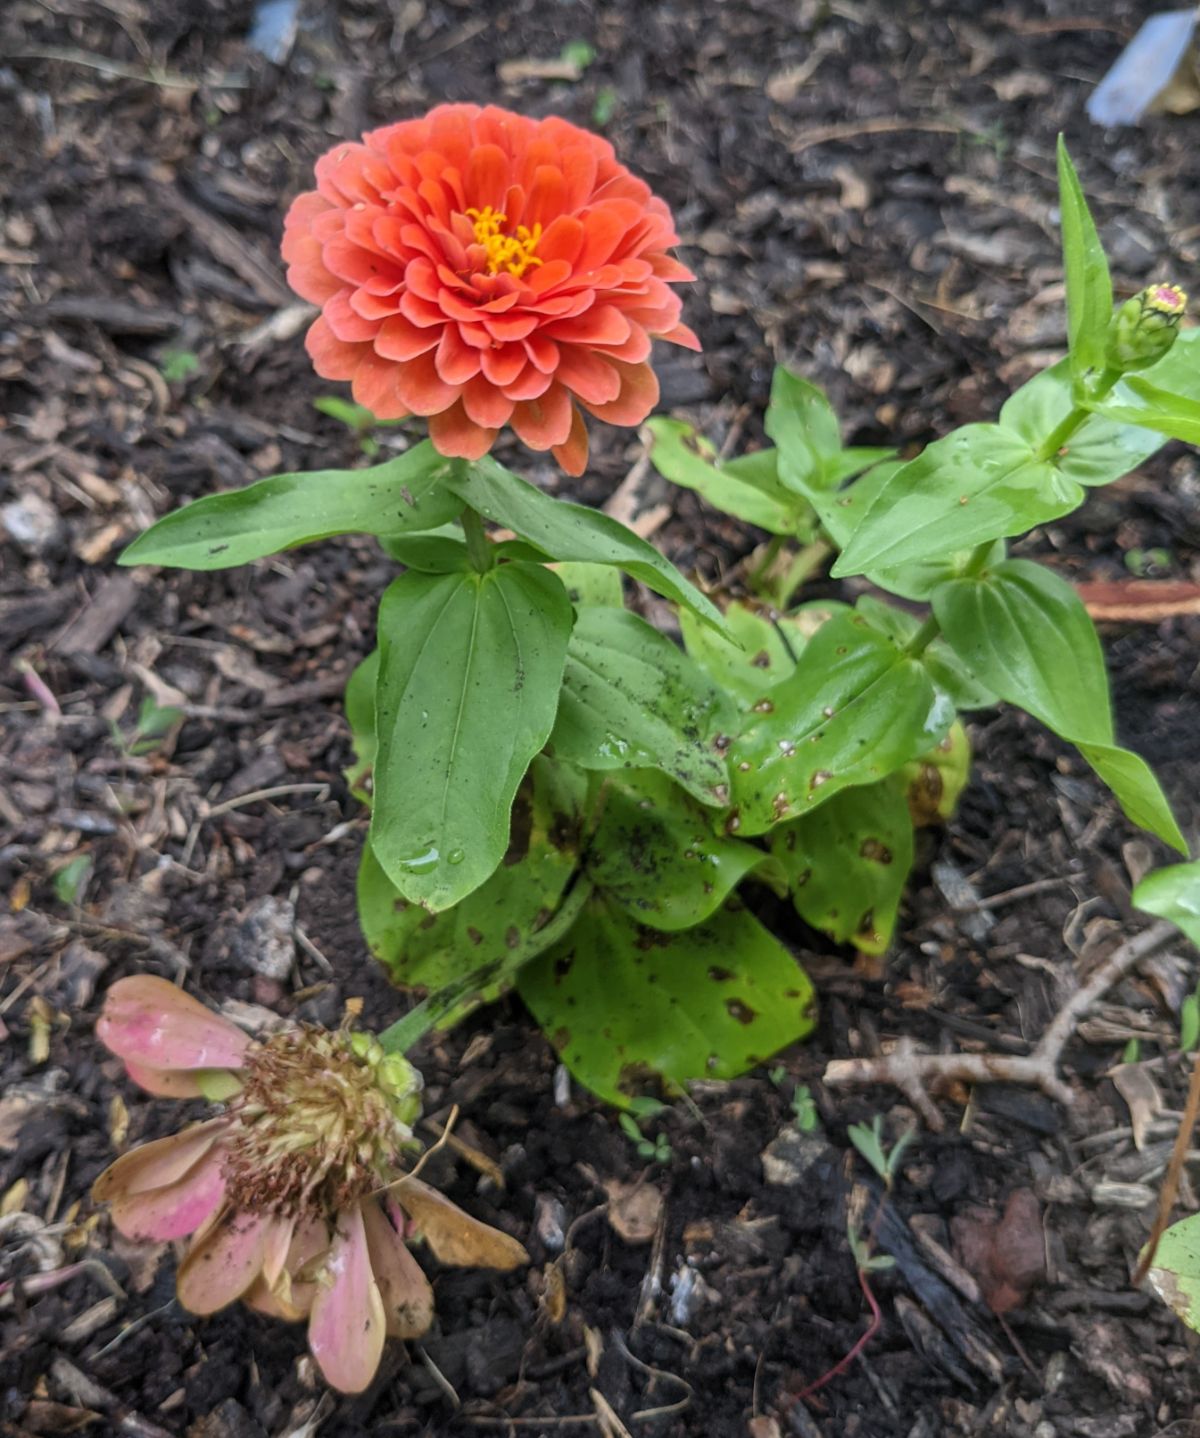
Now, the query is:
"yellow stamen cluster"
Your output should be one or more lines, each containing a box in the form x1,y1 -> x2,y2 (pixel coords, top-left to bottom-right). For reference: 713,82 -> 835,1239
466,205 -> 544,279
1147,282 -> 1188,317
223,1028 -> 422,1215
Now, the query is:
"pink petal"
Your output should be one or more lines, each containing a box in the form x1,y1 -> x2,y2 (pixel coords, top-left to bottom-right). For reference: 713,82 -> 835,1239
245,1216 -> 329,1321
93,1118 -> 227,1202
97,976 -> 250,1076
109,1148 -> 227,1243
308,1205 -> 387,1393
361,1197 -> 434,1339
176,1208 -> 273,1315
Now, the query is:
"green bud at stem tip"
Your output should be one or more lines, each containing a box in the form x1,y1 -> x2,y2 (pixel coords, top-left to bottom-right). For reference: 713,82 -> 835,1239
1105,283 -> 1188,373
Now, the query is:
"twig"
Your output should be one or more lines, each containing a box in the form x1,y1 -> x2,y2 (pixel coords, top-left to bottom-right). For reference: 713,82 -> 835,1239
824,922 -> 1178,1128
789,117 -> 960,156
1133,1047 -> 1200,1286
204,783 -> 331,819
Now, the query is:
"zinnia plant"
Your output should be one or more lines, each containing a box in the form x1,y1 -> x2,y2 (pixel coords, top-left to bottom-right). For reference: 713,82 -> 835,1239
93,976 -> 525,1393
111,114 -> 1199,1131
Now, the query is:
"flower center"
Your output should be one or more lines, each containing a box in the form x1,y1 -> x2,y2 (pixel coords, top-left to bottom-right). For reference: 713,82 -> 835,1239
222,1028 -> 421,1216
1148,283 -> 1187,317
466,205 -> 544,279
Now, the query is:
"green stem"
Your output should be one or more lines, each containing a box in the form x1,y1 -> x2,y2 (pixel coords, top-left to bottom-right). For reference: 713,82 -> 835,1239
749,533 -> 786,592
375,879 -> 594,1055
460,505 -> 494,573
902,540 -> 995,658
1035,366 -> 1122,461
777,539 -> 833,609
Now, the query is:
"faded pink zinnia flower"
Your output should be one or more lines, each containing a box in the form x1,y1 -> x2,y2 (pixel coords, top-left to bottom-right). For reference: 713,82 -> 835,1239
93,976 -> 526,1393
282,103 -> 699,475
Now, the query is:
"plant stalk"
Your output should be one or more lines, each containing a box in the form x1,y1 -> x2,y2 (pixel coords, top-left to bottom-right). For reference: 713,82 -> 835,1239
460,505 -> 495,573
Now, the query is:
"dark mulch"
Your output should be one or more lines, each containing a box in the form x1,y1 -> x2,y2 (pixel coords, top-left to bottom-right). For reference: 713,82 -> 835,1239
3,1 -> 1200,1434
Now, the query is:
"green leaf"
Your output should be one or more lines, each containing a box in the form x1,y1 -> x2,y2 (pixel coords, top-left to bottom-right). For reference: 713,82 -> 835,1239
1182,994 -> 1200,1052
359,757 -> 587,1016
121,442 -> 459,570
728,610 -> 951,835
550,561 -> 625,608
1056,136 -> 1113,383
378,534 -> 471,572
679,599 -> 848,708
1132,861 -> 1200,948
518,896 -> 817,1107
765,368 -> 842,492
343,649 -> 378,802
1096,374 -> 1200,445
855,596 -> 997,710
53,854 -> 92,906
584,772 -> 776,930
831,426 -> 1080,578
931,560 -> 1112,743
645,419 -> 813,536
1147,1212 -> 1200,1331
446,457 -> 728,631
1000,359 -> 1164,487
550,606 -> 734,805
771,776 -> 914,955
1076,743 -> 1187,853
932,562 -> 1185,850
371,562 -> 574,910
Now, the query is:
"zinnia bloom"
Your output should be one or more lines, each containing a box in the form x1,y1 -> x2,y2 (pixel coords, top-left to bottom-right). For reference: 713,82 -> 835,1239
282,103 -> 699,475
93,976 -> 526,1393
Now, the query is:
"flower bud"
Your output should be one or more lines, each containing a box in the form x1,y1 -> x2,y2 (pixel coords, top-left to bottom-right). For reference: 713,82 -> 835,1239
1105,283 -> 1187,372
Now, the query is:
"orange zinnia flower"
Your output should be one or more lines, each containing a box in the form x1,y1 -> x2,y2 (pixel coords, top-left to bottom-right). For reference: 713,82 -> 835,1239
282,103 -> 699,475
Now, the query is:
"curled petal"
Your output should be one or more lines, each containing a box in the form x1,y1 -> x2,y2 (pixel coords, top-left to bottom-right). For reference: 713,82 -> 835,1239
428,402 -> 498,461
109,1147 -> 227,1243
361,1197 -> 434,1339
97,976 -> 250,1078
308,1204 -> 387,1394
93,1118 -> 228,1203
391,1178 -> 529,1271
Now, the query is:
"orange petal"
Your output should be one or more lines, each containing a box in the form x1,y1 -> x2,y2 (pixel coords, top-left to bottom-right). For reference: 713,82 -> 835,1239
551,405 -> 589,477
580,359 -> 659,427
306,315 -> 368,381
510,384 -> 574,450
553,347 -> 621,406
435,324 -> 483,385
350,349 -> 408,420
428,402 -> 498,461
393,348 -> 461,417
374,313 -> 439,362
660,321 -> 702,351
461,375 -> 514,430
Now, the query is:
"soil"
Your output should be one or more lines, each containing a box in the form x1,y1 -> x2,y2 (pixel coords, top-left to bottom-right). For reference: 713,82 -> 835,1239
3,1 -> 1200,1435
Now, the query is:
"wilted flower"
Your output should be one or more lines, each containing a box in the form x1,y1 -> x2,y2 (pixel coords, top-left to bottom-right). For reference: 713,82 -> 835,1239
1106,281 -> 1188,372
93,976 -> 526,1393
282,103 -> 699,475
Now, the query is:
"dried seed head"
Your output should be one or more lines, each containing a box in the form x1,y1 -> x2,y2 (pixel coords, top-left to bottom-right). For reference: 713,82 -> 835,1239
223,1027 -> 422,1216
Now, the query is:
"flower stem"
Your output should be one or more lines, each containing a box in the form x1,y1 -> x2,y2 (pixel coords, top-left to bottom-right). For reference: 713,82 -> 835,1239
1034,366 -> 1122,461
460,504 -> 495,573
